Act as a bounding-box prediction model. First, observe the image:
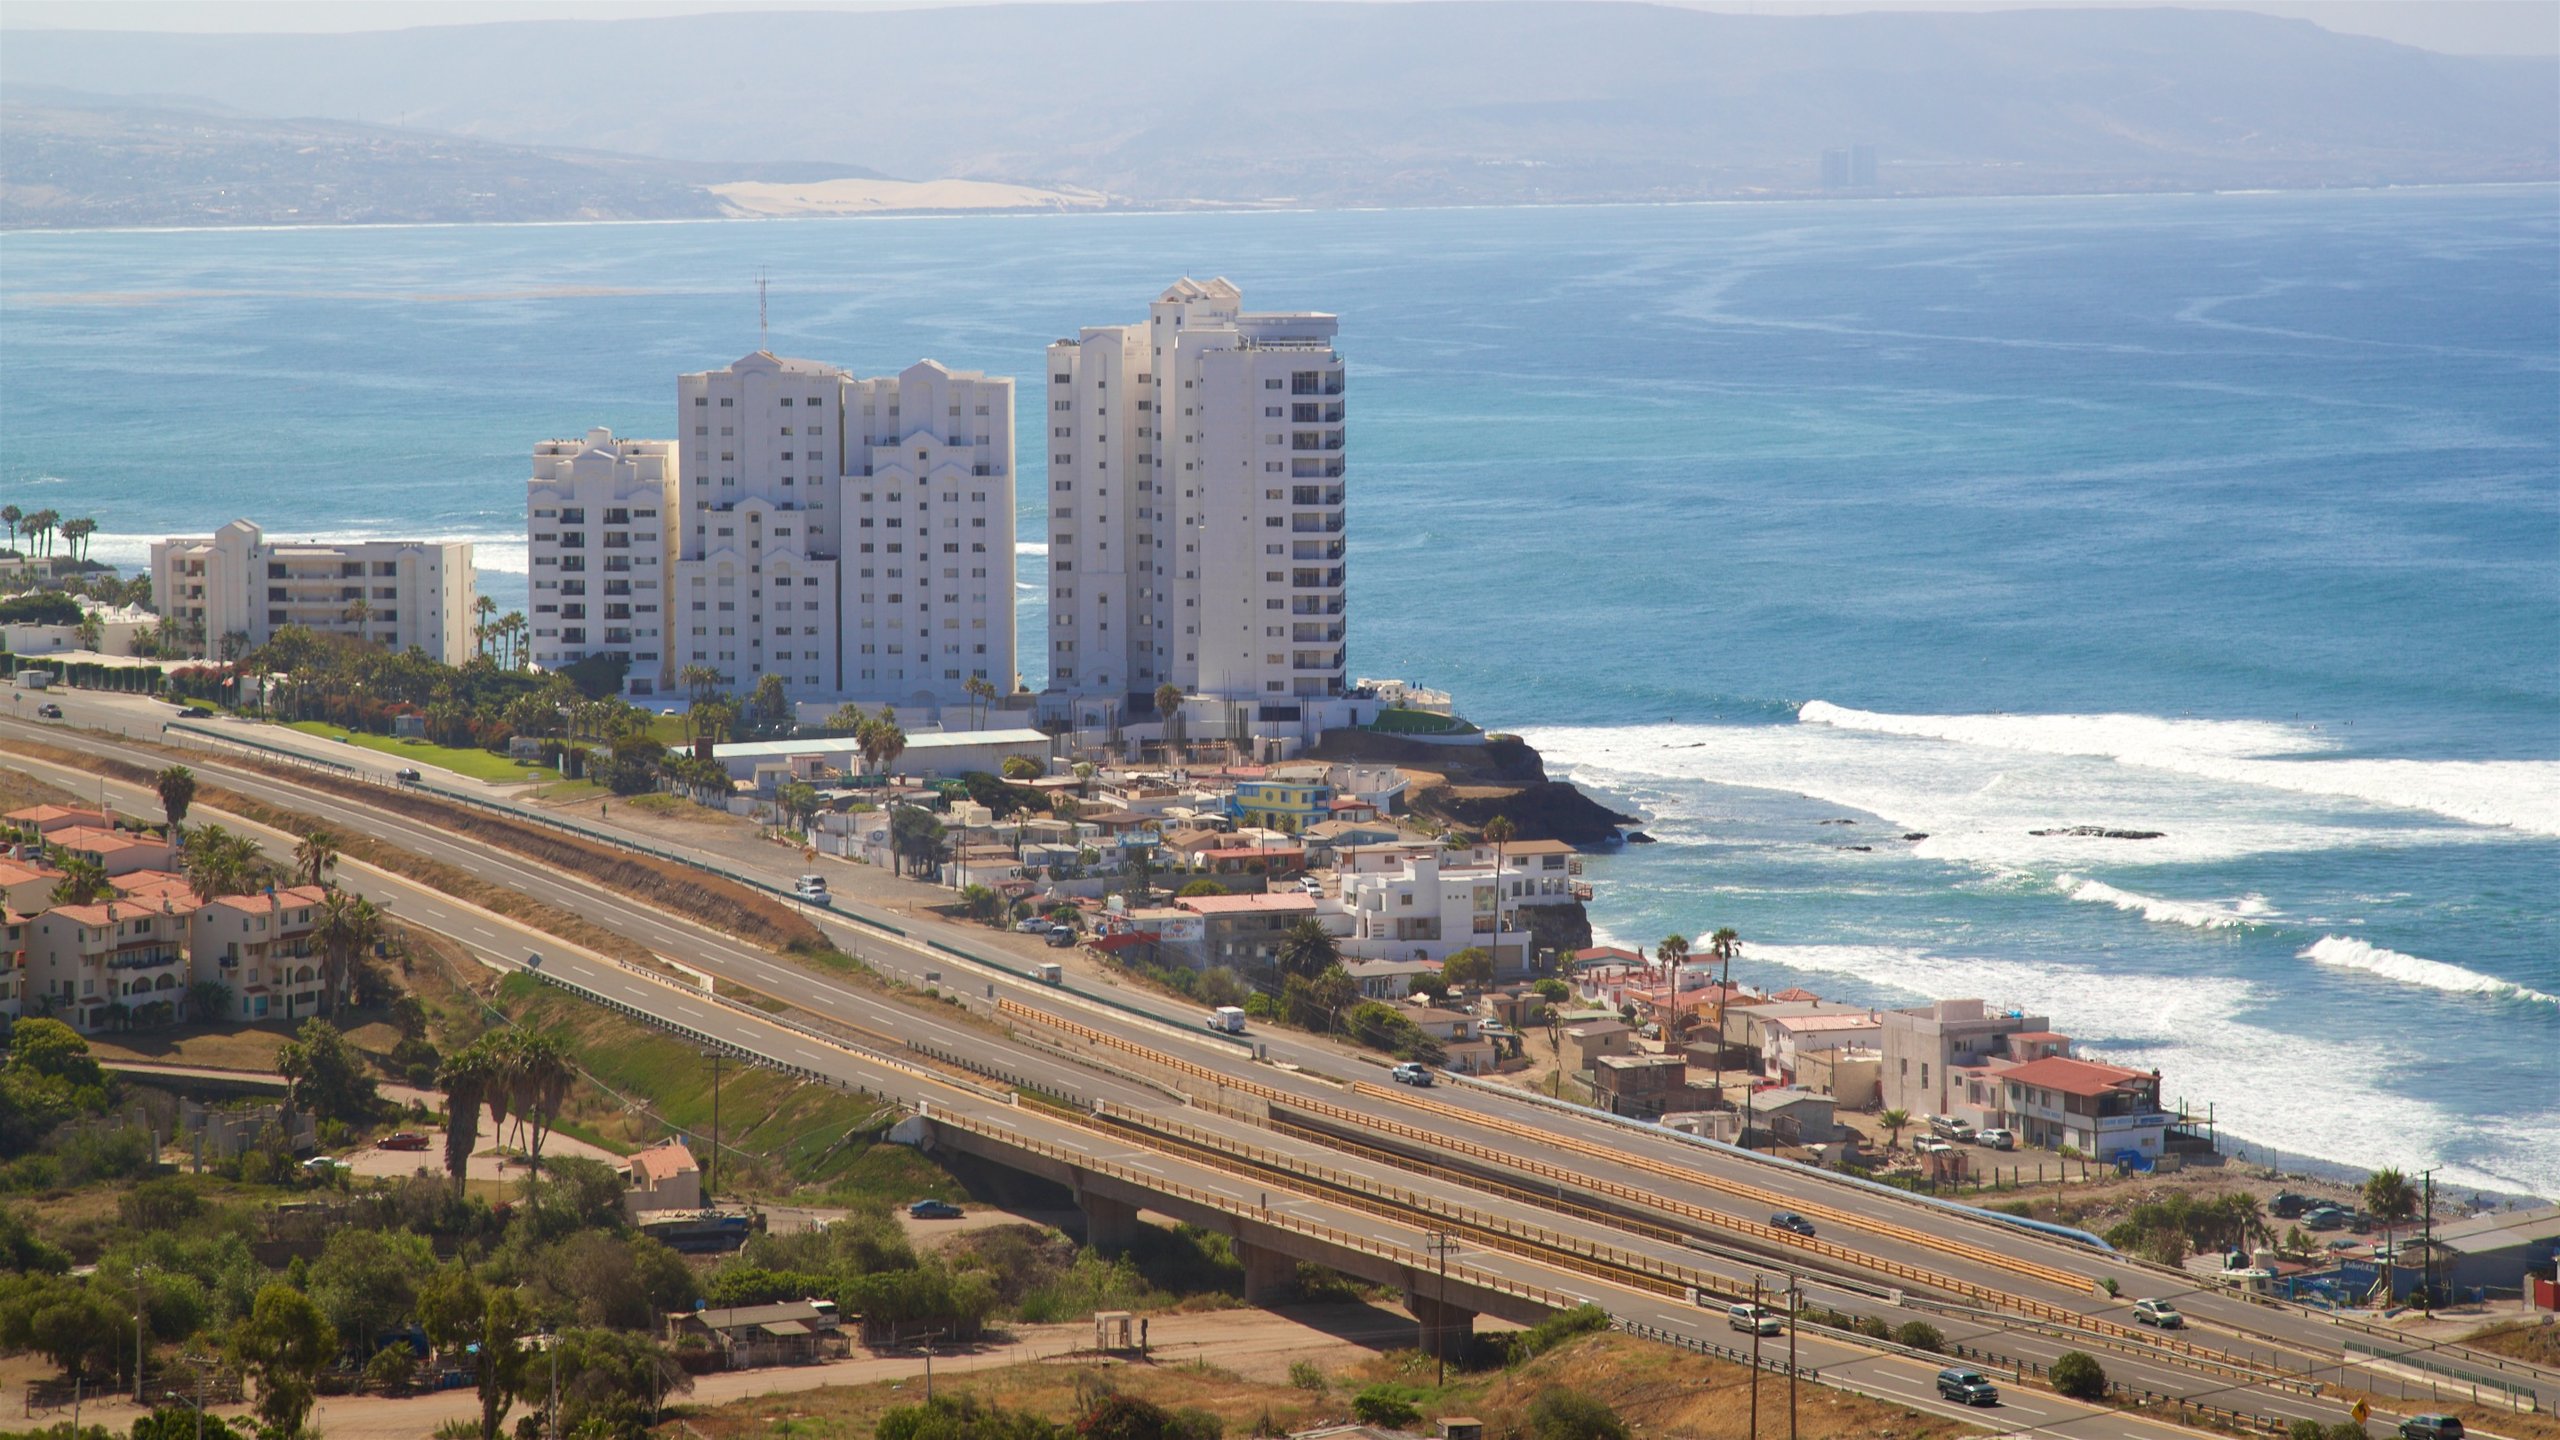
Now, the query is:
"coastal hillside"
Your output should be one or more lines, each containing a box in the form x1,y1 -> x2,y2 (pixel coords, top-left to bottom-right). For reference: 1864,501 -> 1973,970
3,2 -> 2550,224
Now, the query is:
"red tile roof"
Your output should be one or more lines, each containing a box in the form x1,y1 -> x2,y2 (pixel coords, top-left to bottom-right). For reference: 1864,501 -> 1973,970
1999,1055 -> 2155,1097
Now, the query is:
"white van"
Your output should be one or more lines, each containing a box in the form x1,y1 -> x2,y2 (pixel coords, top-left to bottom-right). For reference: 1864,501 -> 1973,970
1727,1303 -> 1782,1336
793,874 -> 833,907
1206,1006 -> 1248,1035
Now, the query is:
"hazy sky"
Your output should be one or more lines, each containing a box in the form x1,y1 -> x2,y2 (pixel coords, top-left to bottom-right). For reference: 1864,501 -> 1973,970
2,0 -> 2552,56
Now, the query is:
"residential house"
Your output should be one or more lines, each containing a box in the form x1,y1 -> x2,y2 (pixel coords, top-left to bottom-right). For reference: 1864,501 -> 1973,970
5,806 -> 111,840
1233,777 -> 1331,834
187,886 -> 329,1023
1997,1056 -> 2170,1160
1175,891 -> 1318,974
45,826 -> 174,878
665,1301 -> 844,1369
1395,1003 -> 1496,1074
1795,1045 -> 1882,1109
1744,1087 -> 1843,1146
1878,998 -> 2054,1121
1338,851 -> 1532,975
1345,958 -> 1441,999
1758,1009 -> 1884,1085
0,855 -> 66,915
1560,1020 -> 1635,1075
26,897 -> 191,1031
1592,1053 -> 1690,1118
623,1141 -> 704,1218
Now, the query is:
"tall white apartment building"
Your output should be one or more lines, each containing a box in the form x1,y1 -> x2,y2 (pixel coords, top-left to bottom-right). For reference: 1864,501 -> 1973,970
150,520 -> 474,663
672,351 -> 1016,707
1045,279 -> 1346,712
527,428 -> 678,696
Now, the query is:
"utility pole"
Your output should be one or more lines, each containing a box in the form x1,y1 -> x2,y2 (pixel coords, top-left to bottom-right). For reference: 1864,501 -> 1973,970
1748,1276 -> 1763,1438
2419,1167 -> 2439,1314
133,1263 -> 149,1406
1786,1274 -> 1799,1440
546,1326 -> 560,1440
1425,1232 -> 1459,1386
700,1050 -> 724,1201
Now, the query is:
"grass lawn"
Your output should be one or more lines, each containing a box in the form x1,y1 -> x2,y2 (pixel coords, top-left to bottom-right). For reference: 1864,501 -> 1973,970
282,721 -> 558,784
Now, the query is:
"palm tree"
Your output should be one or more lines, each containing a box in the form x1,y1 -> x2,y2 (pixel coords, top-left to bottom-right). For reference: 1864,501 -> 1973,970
23,508 -> 57,559
472,595 -> 499,661
501,1031 -> 573,1203
181,823 -> 263,899
60,518 -> 94,564
2365,1166 -> 2419,1295
500,612 -> 529,669
1153,682 -> 1184,760
436,1042 -> 497,1195
1277,916 -> 1341,982
963,675 -> 996,731
314,889 -> 381,1018
958,883 -> 999,924
1877,1108 -> 1912,1154
294,828 -> 340,889
155,765 -> 197,840
1483,813 -> 1516,887
1,505 -> 20,553
345,595 -> 373,646
48,855 -> 112,907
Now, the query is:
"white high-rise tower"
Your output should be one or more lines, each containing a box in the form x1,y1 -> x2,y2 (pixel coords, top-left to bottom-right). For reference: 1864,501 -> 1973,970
1044,279 -> 1345,714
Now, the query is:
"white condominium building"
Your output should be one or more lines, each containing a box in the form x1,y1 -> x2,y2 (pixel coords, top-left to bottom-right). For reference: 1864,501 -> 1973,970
1045,278 -> 1346,711
527,428 -> 678,696
672,351 -> 1016,707
150,520 -> 474,663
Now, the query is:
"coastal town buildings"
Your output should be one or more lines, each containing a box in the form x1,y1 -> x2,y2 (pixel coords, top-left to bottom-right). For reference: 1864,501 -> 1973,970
527,428 -> 678,695
149,520 -> 475,663
660,351 -> 1018,708
1044,278 -> 1347,717
1878,996 -> 2055,1120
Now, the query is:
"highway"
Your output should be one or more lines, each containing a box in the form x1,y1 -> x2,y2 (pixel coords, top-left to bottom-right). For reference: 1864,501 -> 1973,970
10,692 -> 2545,1436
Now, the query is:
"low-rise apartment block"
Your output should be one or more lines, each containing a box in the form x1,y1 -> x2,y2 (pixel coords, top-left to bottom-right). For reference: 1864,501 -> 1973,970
1878,997 -> 2055,1120
151,519 -> 475,662
1997,1055 -> 2171,1160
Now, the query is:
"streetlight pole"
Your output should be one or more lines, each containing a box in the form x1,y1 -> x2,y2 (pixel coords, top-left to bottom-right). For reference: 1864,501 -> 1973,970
2419,1167 -> 2439,1314
1786,1274 -> 1799,1440
133,1263 -> 151,1406
1424,1232 -> 1459,1387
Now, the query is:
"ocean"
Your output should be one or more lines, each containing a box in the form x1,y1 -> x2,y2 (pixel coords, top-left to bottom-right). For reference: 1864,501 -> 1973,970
5,188 -> 2554,1197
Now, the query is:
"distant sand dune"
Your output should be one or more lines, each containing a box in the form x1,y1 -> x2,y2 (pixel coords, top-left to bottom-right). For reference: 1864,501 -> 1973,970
711,177 -> 1113,216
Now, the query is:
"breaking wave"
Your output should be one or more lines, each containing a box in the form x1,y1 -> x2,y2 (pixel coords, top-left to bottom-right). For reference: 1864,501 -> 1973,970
2302,936 -> 2558,1007
2058,874 -> 2272,931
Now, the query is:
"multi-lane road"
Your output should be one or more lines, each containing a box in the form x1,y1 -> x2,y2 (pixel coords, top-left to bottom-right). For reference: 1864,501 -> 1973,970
9,692 -> 2549,1438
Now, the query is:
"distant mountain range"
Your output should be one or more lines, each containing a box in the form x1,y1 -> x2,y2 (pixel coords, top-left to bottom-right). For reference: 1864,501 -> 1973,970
3,2 -> 2552,228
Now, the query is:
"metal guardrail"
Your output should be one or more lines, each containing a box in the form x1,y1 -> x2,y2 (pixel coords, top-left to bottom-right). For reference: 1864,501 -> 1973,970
1614,1319 -> 1818,1380
2345,1335 -> 2542,1409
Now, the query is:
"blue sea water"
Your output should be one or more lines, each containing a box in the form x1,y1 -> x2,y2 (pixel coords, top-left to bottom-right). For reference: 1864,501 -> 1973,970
4,188 -> 2554,1195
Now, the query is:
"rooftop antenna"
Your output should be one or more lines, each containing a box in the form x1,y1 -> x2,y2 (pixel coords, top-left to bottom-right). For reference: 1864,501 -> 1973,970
756,270 -> 769,349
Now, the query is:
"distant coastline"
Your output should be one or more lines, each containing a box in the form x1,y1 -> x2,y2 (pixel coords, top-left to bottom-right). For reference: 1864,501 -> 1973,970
7,177 -> 2554,240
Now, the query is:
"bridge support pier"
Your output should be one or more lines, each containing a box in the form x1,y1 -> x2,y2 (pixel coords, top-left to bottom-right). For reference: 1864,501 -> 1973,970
1240,1240 -> 1296,1305
1407,1291 -> 1475,1361
1077,1188 -> 1140,1253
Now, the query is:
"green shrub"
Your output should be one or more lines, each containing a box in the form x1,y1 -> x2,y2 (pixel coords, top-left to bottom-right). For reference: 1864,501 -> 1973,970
1288,1360 -> 1326,1393
1528,1391 -> 1628,1440
2050,1349 -> 2107,1400
1350,1386 -> 1421,1429
1892,1320 -> 1943,1352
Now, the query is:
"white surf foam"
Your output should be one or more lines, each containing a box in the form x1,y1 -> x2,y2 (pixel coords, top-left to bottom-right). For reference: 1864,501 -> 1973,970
1015,542 -> 1050,557
2056,874 -> 2270,931
1527,720 -> 2461,868
1801,701 -> 2560,837
2302,936 -> 2558,1008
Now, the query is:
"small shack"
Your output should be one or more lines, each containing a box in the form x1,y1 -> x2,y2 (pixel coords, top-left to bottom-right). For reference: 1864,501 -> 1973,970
665,1300 -> 844,1369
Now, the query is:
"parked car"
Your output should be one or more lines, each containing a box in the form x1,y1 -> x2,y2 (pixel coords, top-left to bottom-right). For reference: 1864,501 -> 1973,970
2303,1206 -> 2351,1231
1935,1368 -> 2000,1406
2270,1191 -> 2312,1218
1014,917 -> 1053,934
2398,1417 -> 2464,1440
300,1156 -> 349,1174
1726,1303 -> 1782,1336
2132,1298 -> 2185,1329
1390,1062 -> 1434,1087
394,768 -> 422,783
908,1199 -> 963,1220
1768,1211 -> 1817,1237
523,951 -> 544,970
1973,1128 -> 2015,1150
379,1132 -> 430,1152
35,703 -> 62,719
180,706 -> 214,718
1043,927 -> 1076,948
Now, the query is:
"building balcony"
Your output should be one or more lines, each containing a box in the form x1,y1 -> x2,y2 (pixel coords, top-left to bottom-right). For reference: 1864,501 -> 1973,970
1293,650 -> 1344,671
108,948 -> 184,971
1290,518 -> 1345,534
1291,597 -> 1345,616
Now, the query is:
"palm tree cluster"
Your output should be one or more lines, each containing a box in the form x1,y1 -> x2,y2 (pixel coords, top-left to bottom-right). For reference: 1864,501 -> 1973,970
434,1029 -> 576,1198
469,594 -> 531,669
1,506 -> 98,563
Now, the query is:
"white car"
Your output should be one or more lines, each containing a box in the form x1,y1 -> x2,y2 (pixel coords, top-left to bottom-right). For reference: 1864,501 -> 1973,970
2132,1298 -> 2185,1329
